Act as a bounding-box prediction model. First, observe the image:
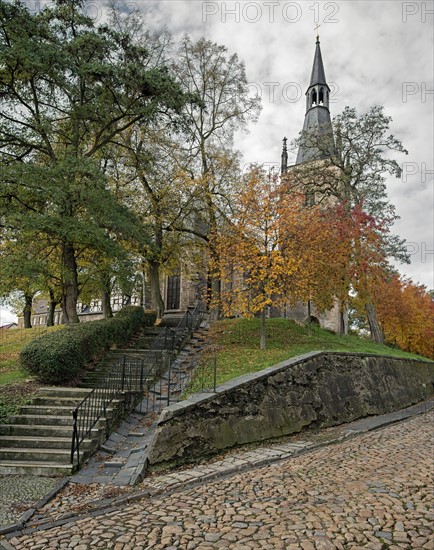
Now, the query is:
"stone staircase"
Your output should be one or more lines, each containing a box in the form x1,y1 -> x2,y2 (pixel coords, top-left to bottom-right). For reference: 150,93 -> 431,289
0,316 -> 209,476
0,325 -> 163,476
0,388 -> 103,476
78,326 -> 163,389
138,325 -> 210,409
160,310 -> 187,328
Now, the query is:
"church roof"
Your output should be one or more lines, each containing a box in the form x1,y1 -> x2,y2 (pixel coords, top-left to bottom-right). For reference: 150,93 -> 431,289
295,38 -> 335,165
309,38 -> 328,88
296,106 -> 334,164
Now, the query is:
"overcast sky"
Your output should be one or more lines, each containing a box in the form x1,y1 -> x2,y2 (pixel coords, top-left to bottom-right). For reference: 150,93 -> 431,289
140,0 -> 433,285
1,0 -> 433,325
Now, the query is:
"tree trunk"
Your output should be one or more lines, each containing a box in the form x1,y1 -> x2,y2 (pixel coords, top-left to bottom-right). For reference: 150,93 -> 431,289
365,301 -> 384,343
210,276 -> 221,321
339,305 -> 346,336
140,270 -> 146,309
102,291 -> 113,319
23,293 -> 33,329
101,272 -> 113,319
307,300 -> 312,337
203,165 -> 221,319
148,261 -> 164,319
47,289 -> 58,326
260,307 -> 266,350
62,242 -> 80,324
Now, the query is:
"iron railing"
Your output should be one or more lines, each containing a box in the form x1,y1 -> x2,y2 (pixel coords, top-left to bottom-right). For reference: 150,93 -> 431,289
70,302 -> 206,467
149,326 -> 177,352
71,352 -> 164,466
136,351 -> 218,413
150,302 -> 205,354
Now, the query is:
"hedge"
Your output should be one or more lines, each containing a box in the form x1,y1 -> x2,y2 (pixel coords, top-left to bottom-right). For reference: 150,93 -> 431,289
20,307 -> 157,385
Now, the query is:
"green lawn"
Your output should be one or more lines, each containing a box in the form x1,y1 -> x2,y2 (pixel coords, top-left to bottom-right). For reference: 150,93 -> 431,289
0,325 -> 64,422
0,325 -> 64,384
188,317 -> 432,393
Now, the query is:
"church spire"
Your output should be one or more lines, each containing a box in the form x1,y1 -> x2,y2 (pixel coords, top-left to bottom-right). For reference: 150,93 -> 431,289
281,137 -> 288,174
309,36 -> 327,88
296,38 -> 335,165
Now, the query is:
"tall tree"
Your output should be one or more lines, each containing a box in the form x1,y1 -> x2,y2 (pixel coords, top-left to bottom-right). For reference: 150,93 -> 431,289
113,125 -> 203,319
372,274 -> 434,359
172,36 -> 261,315
287,106 -> 409,341
0,0 -> 187,322
214,167 -> 301,349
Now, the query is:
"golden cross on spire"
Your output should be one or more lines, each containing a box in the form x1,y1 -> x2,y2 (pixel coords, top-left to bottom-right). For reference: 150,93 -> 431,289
314,22 -> 321,41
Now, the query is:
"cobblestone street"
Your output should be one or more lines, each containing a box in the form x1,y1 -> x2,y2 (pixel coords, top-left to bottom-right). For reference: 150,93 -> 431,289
1,410 -> 433,549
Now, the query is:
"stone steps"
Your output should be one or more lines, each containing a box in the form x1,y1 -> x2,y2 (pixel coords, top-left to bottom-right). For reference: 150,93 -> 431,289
0,317 -> 209,476
0,436 -> 93,450
38,387 -> 93,398
77,325 -> 165,389
7,414 -> 74,426
0,424 -> 91,438
0,461 -> 76,476
19,405 -> 81,416
0,447 -> 76,463
0,387 -> 102,475
0,323 -> 168,475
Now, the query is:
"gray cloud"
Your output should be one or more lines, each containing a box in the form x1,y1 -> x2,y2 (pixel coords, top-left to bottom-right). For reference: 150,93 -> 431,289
132,0 -> 432,288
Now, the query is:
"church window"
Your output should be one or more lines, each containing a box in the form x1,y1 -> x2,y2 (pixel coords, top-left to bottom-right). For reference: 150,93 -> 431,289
319,87 -> 324,104
311,89 -> 317,106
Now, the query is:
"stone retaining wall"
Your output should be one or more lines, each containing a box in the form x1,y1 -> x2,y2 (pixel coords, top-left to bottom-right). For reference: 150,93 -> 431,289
147,352 -> 434,468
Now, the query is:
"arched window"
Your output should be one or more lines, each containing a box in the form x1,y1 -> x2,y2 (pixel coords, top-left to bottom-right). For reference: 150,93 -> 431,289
319,87 -> 324,104
309,316 -> 320,326
311,89 -> 317,106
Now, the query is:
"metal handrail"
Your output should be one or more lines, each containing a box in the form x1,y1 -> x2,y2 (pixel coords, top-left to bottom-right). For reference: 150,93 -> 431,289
70,353 -> 162,466
71,302 -> 206,467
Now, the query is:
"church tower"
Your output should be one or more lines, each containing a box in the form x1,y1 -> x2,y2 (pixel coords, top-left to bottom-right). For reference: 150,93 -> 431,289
296,36 -> 335,164
279,37 -> 346,334
281,37 -> 335,171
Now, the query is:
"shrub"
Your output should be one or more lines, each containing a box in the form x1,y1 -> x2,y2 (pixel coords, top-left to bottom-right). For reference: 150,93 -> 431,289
20,307 -> 156,385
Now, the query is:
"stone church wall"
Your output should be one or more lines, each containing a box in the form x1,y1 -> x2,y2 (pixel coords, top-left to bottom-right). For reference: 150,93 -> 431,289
147,352 -> 434,469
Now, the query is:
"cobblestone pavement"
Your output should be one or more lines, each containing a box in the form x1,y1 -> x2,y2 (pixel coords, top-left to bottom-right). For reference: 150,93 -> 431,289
2,410 -> 433,549
0,477 -> 59,527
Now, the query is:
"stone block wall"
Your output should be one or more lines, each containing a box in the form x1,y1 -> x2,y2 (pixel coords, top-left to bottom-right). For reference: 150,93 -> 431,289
147,352 -> 434,469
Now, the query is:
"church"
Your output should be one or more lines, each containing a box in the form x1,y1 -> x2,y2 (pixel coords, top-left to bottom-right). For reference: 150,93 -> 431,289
162,36 -> 346,333
20,38 -> 346,332
277,36 -> 346,333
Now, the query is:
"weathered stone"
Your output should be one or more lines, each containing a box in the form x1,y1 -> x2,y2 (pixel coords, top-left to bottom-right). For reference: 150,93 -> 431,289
147,352 -> 434,467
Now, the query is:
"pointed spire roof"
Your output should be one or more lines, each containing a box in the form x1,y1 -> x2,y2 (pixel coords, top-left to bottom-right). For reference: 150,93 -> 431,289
309,38 -> 328,88
296,38 -> 335,165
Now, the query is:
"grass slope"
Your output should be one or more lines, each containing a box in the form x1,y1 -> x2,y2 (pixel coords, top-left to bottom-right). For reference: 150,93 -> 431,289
191,318 -> 431,391
0,326 -> 64,422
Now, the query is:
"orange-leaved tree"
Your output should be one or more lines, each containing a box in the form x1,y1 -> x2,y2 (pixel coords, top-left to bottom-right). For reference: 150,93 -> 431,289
324,201 -> 391,340
372,274 -> 434,359
212,167 -> 299,349
212,167 -> 348,348
277,192 -> 343,333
